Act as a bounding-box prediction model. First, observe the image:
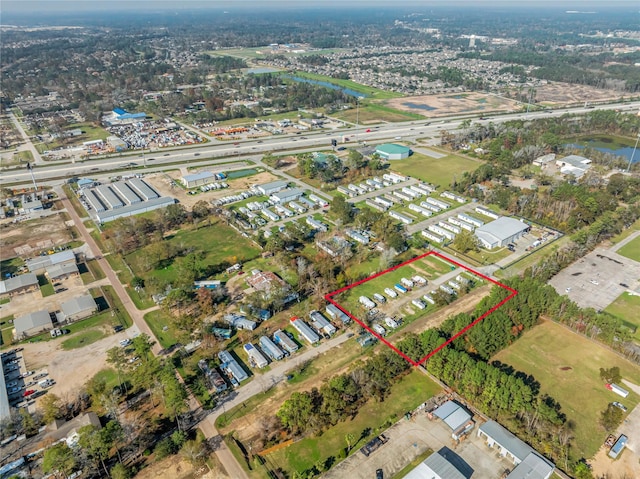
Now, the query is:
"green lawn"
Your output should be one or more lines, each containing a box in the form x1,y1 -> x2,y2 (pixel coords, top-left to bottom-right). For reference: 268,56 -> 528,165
493,321 -> 640,461
617,235 -> 640,262
392,153 -> 482,190
604,292 -> 640,341
144,310 -> 181,349
61,329 -> 106,350
1,316 -> 15,347
610,218 -> 640,244
333,103 -> 424,124
38,275 -> 55,297
266,369 -> 441,476
126,221 -> 262,284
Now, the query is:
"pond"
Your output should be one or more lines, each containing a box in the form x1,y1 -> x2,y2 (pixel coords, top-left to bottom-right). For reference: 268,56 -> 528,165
403,102 -> 437,111
565,135 -> 639,163
282,75 -> 367,98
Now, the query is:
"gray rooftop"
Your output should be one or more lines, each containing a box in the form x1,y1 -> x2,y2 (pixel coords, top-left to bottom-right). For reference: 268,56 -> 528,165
475,217 -> 529,243
404,451 -> 466,479
182,171 -> 215,182
45,262 -> 79,279
96,196 -> 175,223
559,154 -> 591,169
257,180 -> 288,191
507,452 -> 555,479
271,188 -> 305,200
0,362 -> 9,420
479,420 -> 534,462
15,310 -> 52,336
26,250 -> 76,272
61,294 -> 97,318
433,401 -> 472,431
0,273 -> 39,294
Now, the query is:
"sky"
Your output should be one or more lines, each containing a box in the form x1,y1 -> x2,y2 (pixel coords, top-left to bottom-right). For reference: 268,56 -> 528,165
2,0 -> 638,13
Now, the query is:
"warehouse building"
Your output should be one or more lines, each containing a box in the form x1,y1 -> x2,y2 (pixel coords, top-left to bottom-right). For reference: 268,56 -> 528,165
45,262 -> 79,281
61,294 -> 98,322
14,310 -> 53,338
26,250 -> 76,273
270,188 -> 305,204
182,171 -> 216,188
375,143 -> 412,160
0,273 -> 39,298
433,400 -> 474,440
95,196 -> 175,223
474,217 -> 529,249
478,421 -> 555,479
404,450 -> 466,479
255,180 -> 289,196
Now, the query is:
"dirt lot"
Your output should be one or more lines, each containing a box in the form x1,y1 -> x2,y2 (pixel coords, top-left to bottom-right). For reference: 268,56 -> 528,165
145,170 -> 280,210
385,92 -> 520,118
132,454 -> 229,479
11,329 -> 131,405
533,82 -> 633,105
0,207 -> 74,258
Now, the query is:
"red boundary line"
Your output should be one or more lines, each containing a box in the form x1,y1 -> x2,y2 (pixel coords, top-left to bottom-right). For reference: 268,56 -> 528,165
324,251 -> 518,366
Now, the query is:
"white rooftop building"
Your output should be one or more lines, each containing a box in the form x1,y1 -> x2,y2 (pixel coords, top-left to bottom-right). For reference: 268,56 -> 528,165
474,217 -> 529,249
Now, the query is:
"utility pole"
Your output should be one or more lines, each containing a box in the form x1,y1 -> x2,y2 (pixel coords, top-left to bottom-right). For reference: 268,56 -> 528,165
627,133 -> 640,173
26,162 -> 39,198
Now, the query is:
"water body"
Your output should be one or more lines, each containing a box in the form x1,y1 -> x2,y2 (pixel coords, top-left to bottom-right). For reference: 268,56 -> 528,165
246,67 -> 281,74
403,102 -> 437,111
565,135 -> 639,163
282,75 -> 367,98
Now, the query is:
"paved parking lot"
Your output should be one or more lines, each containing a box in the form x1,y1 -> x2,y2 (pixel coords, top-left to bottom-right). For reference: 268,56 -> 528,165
549,247 -> 640,311
323,403 -> 515,479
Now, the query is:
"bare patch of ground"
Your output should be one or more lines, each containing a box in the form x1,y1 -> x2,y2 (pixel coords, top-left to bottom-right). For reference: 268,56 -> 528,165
134,455 -> 229,479
533,82 -> 632,105
145,170 -> 280,210
385,92 -> 520,117
0,207 -> 74,258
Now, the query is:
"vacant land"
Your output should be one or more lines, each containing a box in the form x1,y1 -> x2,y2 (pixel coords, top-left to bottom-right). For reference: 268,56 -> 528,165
617,235 -> 640,262
393,152 -> 482,189
385,92 -> 520,117
604,292 -> 640,341
266,369 -> 440,476
0,209 -> 76,258
126,220 -> 262,283
332,103 -> 424,124
493,320 -> 640,461
533,82 -> 632,105
289,71 -> 403,100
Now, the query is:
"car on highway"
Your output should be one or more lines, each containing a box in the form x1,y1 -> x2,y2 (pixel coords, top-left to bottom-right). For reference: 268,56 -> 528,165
366,129 -> 371,132
194,153 -> 200,156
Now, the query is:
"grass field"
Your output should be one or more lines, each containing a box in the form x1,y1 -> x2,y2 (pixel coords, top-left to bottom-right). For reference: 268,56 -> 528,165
126,221 -> 262,283
604,292 -> 640,341
144,310 -> 181,349
610,218 -> 640,244
616,235 -> 640,262
266,369 -> 441,476
493,320 -> 640,461
393,153 -> 482,190
496,235 -> 571,279
61,329 -> 106,350
332,103 -> 424,123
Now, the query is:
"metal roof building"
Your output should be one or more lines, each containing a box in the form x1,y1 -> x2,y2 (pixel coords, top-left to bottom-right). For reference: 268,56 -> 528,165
128,178 -> 159,200
26,250 -> 76,273
291,318 -> 320,344
259,336 -> 285,361
273,329 -> 298,353
95,185 -> 124,209
474,217 -> 529,249
45,262 -> 79,281
256,180 -> 289,196
61,294 -> 98,321
0,360 -> 10,420
15,310 -> 53,338
478,421 -> 555,479
112,181 -> 142,205
182,171 -> 216,188
375,143 -> 412,160
270,188 -> 305,204
0,273 -> 39,297
95,196 -> 175,223
218,350 -> 249,385
433,401 -> 472,432
403,451 -> 466,479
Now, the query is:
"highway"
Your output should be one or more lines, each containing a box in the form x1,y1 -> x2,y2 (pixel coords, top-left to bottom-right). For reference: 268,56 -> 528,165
3,100 -> 639,186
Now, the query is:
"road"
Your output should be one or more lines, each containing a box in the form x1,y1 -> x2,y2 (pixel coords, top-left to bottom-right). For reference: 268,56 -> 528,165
55,186 -> 163,354
4,99 -> 640,186
196,332 -> 352,476
8,110 -> 43,165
